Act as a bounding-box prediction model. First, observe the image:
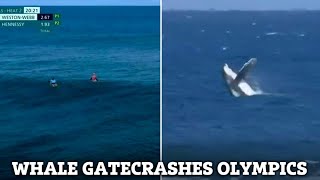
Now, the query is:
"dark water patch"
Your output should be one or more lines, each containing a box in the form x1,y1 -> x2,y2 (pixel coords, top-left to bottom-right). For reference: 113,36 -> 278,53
0,77 -> 160,178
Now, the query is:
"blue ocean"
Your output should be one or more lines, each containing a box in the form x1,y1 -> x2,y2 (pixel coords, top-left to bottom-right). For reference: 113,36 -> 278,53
0,6 -> 160,178
163,10 -> 320,177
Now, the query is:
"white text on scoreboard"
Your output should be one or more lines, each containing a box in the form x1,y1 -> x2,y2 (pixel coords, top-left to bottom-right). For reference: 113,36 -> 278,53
0,14 -> 38,21
24,7 -> 40,14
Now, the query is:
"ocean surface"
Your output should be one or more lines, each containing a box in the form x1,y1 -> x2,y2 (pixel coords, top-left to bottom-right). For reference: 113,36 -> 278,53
0,6 -> 160,178
163,11 -> 320,178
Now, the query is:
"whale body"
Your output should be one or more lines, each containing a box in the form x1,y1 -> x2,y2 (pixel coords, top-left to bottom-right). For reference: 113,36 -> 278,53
222,58 -> 259,97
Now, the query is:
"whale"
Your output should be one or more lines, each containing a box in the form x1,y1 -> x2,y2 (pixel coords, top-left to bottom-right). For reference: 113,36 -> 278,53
222,58 -> 259,97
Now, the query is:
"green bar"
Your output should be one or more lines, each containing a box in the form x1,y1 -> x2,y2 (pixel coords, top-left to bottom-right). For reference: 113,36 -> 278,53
54,13 -> 61,19
54,20 -> 60,26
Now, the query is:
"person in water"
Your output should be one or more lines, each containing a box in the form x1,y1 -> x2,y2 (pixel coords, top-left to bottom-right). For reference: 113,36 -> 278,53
90,73 -> 98,82
49,77 -> 58,87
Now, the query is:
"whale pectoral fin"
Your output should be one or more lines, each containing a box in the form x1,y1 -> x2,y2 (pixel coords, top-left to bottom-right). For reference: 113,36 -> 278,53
233,58 -> 256,84
234,68 -> 249,85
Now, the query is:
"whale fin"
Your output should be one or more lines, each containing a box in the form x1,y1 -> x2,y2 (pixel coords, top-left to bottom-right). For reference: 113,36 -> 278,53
233,58 -> 257,85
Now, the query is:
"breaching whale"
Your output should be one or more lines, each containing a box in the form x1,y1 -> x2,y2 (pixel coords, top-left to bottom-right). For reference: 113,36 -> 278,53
222,58 -> 259,97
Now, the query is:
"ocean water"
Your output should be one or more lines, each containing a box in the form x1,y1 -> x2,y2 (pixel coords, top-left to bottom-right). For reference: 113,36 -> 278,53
0,6 -> 160,178
163,11 -> 320,177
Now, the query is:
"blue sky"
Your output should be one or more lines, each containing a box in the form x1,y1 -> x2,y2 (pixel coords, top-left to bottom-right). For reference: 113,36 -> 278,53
0,0 -> 159,6
163,0 -> 320,10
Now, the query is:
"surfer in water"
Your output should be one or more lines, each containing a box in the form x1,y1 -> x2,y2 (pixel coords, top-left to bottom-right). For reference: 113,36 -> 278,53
90,73 -> 98,82
49,77 -> 58,87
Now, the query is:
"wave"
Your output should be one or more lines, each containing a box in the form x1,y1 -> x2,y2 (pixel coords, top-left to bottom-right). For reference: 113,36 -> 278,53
0,76 -> 160,167
244,88 -> 290,98
0,77 -> 159,116
265,32 -> 280,36
0,33 -> 159,48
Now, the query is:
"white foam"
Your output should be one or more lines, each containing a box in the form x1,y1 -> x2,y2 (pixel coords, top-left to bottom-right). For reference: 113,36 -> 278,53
265,32 -> 279,35
221,46 -> 228,51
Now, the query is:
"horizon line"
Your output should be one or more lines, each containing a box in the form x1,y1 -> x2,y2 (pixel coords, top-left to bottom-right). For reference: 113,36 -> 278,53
163,8 -> 319,12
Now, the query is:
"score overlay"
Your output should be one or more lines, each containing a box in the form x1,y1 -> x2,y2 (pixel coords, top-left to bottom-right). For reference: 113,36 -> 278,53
0,7 -> 61,33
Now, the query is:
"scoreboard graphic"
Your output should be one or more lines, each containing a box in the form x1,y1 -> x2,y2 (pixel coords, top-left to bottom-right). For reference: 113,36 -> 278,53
0,7 -> 60,32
